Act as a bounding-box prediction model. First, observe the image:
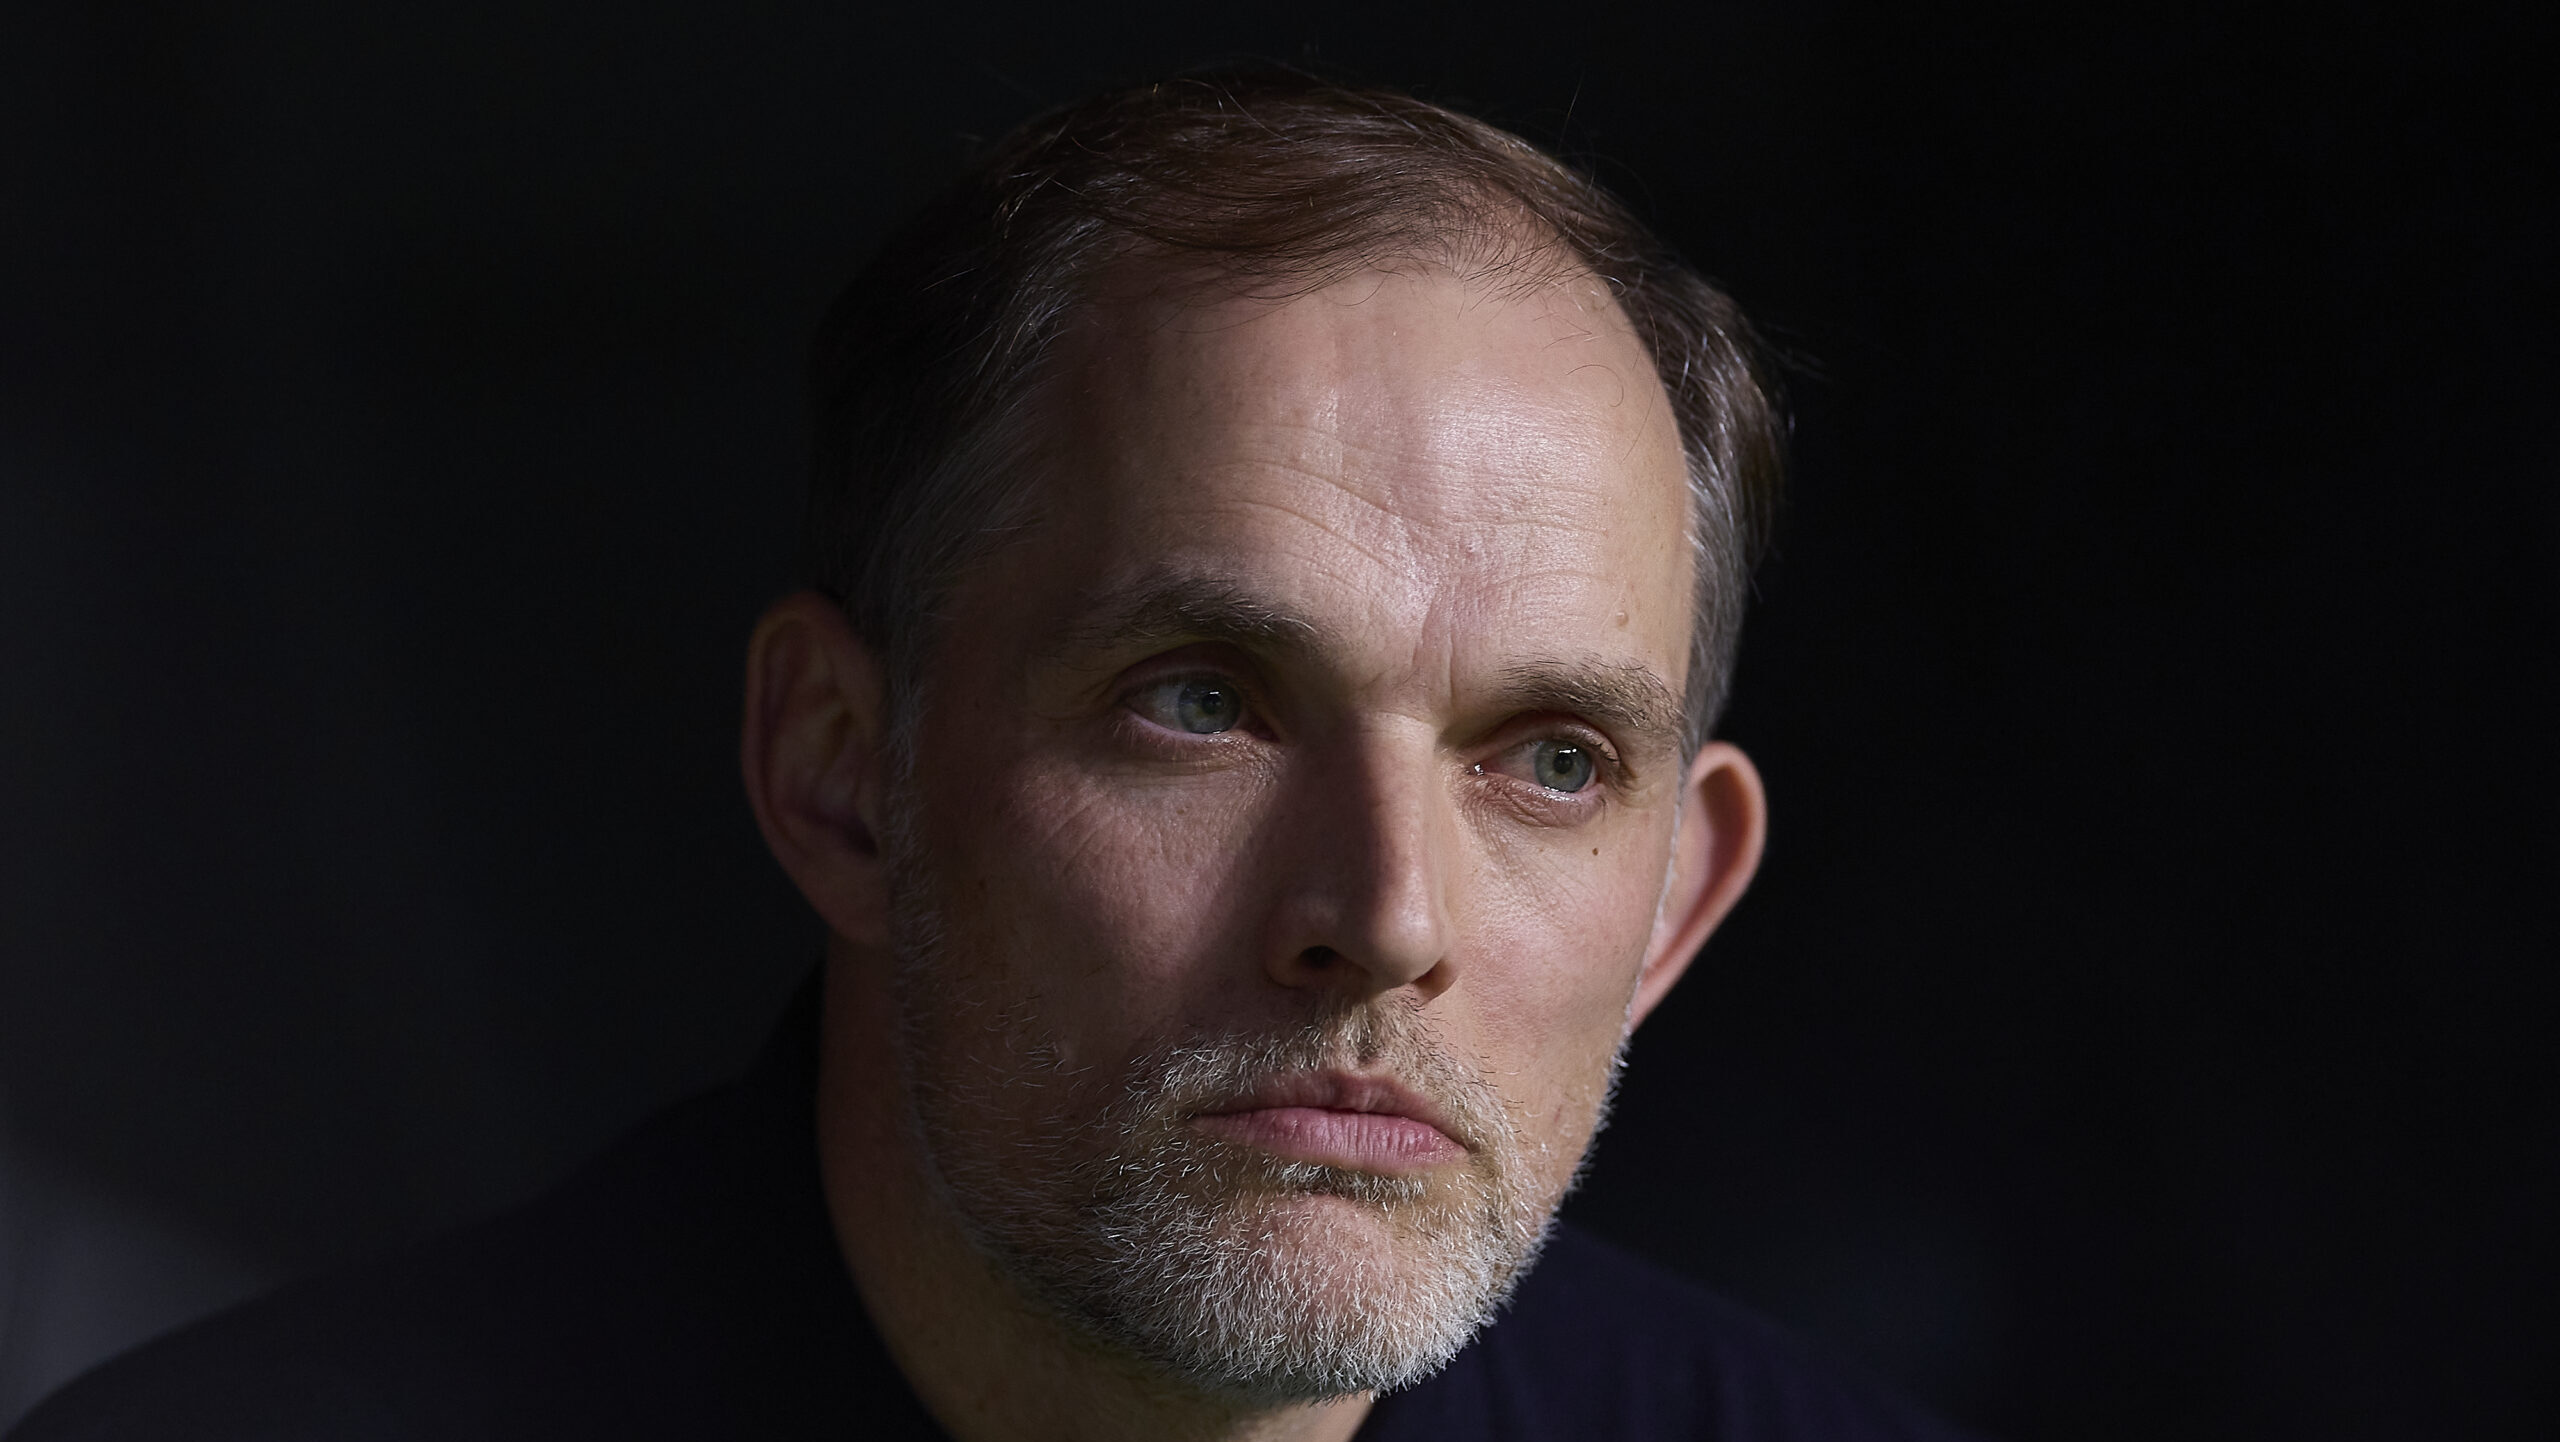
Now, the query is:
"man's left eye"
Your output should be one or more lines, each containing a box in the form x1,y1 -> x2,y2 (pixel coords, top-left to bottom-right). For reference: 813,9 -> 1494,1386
1132,677 -> 1245,735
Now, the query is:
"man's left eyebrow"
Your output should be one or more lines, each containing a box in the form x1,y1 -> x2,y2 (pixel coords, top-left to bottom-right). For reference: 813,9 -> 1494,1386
1493,659 -> 1687,758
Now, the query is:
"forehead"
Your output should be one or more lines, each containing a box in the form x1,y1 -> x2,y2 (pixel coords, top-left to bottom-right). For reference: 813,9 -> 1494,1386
1018,264 -> 1694,689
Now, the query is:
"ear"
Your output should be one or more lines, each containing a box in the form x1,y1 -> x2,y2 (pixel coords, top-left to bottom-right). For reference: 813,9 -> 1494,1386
1627,741 -> 1768,1029
741,590 -> 894,948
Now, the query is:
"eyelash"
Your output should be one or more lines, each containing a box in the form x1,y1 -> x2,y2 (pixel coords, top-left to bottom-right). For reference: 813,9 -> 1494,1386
1116,666 -> 1266,740
1478,727 -> 1626,798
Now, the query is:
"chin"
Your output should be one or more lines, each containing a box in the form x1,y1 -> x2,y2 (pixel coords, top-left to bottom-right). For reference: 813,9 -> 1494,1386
1217,1187 -> 1427,1280
1234,1174 -> 1481,1259
1011,1173 -> 1551,1405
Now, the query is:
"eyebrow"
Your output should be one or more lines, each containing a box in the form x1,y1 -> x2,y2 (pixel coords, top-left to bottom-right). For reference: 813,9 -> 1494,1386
1042,571 -> 1321,669
1493,659 -> 1687,763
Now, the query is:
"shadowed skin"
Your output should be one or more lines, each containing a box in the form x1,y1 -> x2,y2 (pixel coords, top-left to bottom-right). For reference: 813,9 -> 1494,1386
741,261 -> 1769,1442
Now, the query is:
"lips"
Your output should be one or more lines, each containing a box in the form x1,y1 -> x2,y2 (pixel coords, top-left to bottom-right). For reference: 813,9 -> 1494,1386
1188,1071 -> 1468,1174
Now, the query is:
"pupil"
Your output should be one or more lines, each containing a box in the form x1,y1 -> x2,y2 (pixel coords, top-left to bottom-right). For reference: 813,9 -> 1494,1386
1539,744 -> 1591,791
1179,683 -> 1235,733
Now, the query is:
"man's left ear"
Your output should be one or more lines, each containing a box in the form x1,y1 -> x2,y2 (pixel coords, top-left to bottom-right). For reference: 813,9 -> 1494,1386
1628,742 -> 1768,1028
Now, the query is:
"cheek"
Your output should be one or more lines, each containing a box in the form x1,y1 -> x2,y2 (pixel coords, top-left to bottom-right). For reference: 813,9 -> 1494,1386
919,750 -> 1270,1058
1458,827 -> 1672,1138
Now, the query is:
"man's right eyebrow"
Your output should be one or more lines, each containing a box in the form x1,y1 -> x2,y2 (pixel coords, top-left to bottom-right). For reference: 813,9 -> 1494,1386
1041,574 -> 1320,668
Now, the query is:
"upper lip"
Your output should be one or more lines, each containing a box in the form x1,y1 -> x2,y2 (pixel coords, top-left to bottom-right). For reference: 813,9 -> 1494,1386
1194,1071 -> 1465,1147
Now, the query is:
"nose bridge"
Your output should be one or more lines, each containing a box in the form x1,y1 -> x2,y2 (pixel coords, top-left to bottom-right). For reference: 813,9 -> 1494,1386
1267,717 -> 1455,997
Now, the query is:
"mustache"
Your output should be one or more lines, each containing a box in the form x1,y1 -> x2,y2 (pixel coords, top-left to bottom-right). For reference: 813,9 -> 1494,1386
1101,999 -> 1514,1161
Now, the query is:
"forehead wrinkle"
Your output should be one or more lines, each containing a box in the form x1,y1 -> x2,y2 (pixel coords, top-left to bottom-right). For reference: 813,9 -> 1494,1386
1200,493 -> 1616,622
1206,488 -> 1626,678
1195,431 -> 1629,575
1331,384 -> 1634,488
1203,473 -> 1413,581
1194,479 -> 1642,688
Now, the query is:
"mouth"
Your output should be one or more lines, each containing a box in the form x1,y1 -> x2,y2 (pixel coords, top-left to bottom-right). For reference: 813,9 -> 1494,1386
1186,1071 -> 1467,1175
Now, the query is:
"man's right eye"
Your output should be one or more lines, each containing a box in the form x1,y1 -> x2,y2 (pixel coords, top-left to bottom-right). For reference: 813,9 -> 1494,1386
1131,677 -> 1245,735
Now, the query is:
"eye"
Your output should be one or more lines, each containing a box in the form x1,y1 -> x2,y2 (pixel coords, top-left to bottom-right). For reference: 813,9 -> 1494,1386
1528,740 -> 1597,794
1132,676 -> 1246,735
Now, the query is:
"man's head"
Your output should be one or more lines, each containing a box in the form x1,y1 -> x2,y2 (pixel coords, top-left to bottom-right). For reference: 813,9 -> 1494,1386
802,72 -> 1783,754
744,73 -> 1777,1414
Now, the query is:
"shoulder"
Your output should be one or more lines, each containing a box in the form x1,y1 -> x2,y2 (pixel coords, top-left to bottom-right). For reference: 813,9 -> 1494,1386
6,1075 -> 869,1442
2,1176 -> 699,1442
2,1239 -> 488,1442
1362,1225 -> 1987,1442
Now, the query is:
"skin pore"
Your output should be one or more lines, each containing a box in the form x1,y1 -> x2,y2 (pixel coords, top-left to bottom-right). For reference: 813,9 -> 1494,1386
741,261 -> 1769,1442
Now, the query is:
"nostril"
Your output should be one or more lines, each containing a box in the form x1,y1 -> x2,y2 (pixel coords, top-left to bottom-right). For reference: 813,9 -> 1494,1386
1298,946 -> 1343,971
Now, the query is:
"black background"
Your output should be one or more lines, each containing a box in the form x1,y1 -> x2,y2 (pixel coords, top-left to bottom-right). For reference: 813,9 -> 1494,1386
3,3 -> 2552,1438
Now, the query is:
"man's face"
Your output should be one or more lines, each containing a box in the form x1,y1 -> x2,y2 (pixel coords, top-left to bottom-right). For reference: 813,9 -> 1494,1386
889,262 -> 1698,1398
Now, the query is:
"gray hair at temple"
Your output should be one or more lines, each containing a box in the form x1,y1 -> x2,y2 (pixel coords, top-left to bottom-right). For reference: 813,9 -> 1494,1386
804,70 -> 1786,752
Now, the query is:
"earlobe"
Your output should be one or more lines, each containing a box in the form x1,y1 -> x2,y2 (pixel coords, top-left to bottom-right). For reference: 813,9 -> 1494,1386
740,590 -> 895,948
1627,742 -> 1768,1028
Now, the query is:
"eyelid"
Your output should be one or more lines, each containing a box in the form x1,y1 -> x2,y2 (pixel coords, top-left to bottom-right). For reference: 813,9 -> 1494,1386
1498,717 -> 1623,770
1475,724 -> 1627,797
1119,657 -> 1253,697
1105,641 -> 1251,697
1114,655 -> 1270,739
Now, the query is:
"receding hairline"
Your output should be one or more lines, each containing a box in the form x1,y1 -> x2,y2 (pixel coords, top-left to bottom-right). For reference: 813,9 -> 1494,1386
1016,243 -> 1677,478
1056,195 -> 1642,337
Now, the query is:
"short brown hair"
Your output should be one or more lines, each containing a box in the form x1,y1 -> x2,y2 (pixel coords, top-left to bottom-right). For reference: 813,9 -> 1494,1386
806,70 -> 1784,747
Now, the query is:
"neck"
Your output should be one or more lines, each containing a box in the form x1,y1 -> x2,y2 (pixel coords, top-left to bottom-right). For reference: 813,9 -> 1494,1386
812,942 -> 1374,1442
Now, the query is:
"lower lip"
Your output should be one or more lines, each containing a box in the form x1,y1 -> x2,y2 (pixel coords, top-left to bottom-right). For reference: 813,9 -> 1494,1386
1191,1106 -> 1465,1172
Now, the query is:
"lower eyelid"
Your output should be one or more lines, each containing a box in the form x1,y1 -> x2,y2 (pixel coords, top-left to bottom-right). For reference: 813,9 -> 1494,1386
1473,761 -> 1608,805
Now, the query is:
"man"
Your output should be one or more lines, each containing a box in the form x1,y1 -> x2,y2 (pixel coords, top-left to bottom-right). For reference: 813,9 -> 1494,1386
12,74 -> 1976,1441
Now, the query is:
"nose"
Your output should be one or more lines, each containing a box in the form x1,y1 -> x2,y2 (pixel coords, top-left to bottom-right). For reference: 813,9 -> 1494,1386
1259,726 -> 1457,1002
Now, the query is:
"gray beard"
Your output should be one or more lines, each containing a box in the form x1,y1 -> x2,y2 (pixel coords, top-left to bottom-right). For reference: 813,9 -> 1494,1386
882,860 -> 1614,1404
